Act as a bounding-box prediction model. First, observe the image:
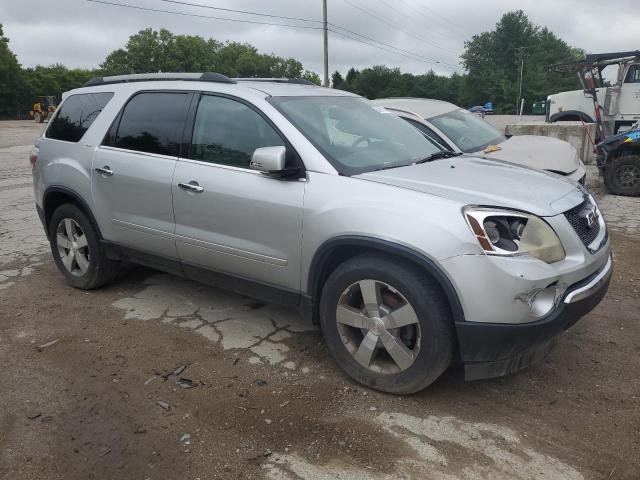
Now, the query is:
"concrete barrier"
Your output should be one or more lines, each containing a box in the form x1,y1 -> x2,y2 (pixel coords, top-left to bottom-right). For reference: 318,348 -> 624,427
505,121 -> 597,164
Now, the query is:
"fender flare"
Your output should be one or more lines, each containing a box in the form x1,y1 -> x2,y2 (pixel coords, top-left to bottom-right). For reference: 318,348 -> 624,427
43,185 -> 103,239
549,110 -> 594,124
306,235 -> 465,324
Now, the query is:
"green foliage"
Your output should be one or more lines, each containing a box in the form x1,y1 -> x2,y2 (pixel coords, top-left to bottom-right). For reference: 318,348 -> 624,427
0,25 -> 22,117
460,10 -> 582,113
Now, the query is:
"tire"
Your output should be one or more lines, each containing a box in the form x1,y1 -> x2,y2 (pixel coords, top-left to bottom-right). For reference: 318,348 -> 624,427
34,111 -> 43,123
319,253 -> 454,394
603,154 -> 640,196
48,203 -> 119,289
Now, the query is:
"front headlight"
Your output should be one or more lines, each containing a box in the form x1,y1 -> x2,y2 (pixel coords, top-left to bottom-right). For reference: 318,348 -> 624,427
463,207 -> 565,264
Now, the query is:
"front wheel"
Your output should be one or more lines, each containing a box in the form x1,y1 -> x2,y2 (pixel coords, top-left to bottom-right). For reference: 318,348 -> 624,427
319,254 -> 454,394
49,203 -> 119,289
603,154 -> 640,196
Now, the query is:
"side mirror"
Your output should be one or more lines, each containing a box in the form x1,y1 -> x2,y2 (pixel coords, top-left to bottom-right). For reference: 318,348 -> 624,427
250,146 -> 286,173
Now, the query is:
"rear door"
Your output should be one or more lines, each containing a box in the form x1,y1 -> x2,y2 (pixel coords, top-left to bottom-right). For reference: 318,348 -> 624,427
92,91 -> 191,258
172,93 -> 305,291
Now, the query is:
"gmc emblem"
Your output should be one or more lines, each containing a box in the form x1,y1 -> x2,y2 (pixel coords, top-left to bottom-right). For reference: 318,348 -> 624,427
580,205 -> 598,229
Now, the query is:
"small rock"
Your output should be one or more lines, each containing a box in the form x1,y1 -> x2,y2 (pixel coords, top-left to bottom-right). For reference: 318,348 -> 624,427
265,419 -> 272,425
157,400 -> 171,411
264,449 -> 272,457
255,379 -> 268,387
179,434 -> 191,445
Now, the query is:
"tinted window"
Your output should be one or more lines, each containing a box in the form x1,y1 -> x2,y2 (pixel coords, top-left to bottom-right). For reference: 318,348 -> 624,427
114,92 -> 189,156
47,92 -> 113,142
191,95 -> 284,168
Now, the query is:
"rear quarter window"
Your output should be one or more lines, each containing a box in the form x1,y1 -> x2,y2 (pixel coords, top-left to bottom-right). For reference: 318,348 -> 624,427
46,92 -> 114,142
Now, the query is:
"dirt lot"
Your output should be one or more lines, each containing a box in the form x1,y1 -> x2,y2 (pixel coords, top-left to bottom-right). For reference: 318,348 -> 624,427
0,121 -> 638,479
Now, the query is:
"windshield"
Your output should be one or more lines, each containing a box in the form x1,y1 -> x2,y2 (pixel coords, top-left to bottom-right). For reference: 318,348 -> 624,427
269,96 -> 442,175
429,109 -> 506,153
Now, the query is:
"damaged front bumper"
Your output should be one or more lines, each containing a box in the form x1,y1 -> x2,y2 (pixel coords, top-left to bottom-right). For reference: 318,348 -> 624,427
440,238 -> 611,380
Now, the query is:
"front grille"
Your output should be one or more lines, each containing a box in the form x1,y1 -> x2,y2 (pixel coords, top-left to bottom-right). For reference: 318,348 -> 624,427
564,200 -> 600,247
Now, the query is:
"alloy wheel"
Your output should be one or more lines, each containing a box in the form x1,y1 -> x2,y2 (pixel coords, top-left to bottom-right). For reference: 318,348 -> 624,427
56,218 -> 90,276
335,279 -> 421,374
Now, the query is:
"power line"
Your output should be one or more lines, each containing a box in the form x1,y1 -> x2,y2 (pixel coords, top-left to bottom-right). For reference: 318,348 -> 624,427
85,0 -> 462,73
329,24 -> 460,69
157,0 -> 321,24
408,0 -> 467,33
377,0 -> 466,41
85,0 -> 324,30
341,0 -> 458,56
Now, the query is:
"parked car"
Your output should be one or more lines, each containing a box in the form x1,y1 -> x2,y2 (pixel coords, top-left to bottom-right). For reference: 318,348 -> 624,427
32,73 -> 611,394
597,120 -> 640,196
375,97 -> 587,184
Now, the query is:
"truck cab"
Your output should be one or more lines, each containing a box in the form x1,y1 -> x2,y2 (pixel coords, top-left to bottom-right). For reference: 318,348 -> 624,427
547,52 -> 640,138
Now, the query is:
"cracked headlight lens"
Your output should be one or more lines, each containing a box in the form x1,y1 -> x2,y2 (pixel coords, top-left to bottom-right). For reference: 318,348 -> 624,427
463,207 -> 565,264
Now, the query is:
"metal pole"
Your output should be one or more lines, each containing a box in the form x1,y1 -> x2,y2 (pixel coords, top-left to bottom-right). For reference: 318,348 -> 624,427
323,0 -> 329,87
516,55 -> 524,115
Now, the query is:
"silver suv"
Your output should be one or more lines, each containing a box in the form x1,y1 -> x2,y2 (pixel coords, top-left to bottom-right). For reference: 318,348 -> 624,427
32,73 -> 612,394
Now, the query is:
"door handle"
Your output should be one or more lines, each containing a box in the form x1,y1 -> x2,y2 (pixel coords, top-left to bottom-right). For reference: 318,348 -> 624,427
178,181 -> 204,193
95,166 -> 113,176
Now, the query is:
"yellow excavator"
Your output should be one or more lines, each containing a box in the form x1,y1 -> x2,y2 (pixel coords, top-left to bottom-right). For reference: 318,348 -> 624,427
29,96 -> 57,123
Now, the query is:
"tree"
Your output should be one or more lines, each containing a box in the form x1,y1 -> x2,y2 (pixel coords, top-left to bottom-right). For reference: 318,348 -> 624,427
0,24 -> 22,117
331,70 -> 344,89
461,10 -> 582,113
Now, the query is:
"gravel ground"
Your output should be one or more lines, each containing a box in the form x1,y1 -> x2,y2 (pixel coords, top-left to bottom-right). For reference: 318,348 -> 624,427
0,120 -> 639,480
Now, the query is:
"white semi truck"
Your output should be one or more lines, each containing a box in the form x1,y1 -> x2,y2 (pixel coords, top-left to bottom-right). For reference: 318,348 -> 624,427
547,51 -> 640,139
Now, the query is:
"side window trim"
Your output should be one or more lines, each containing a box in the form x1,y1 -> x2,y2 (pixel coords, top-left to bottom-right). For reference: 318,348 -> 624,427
101,89 -> 194,158
401,116 -> 452,151
182,91 -> 305,173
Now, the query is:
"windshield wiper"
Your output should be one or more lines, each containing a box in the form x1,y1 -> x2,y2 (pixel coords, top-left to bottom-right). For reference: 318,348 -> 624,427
414,151 -> 463,164
370,162 -> 413,172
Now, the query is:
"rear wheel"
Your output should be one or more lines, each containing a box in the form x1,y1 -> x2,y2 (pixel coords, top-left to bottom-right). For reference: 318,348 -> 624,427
49,203 -> 119,289
319,254 -> 454,394
604,154 -> 640,196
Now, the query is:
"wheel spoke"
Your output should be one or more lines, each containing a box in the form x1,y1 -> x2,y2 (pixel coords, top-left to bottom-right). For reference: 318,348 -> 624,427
336,305 -> 373,329
56,234 -> 71,249
61,251 -> 75,271
379,330 -> 415,371
64,219 -> 75,240
353,330 -> 379,368
75,252 -> 90,274
75,234 -> 88,248
383,303 -> 419,329
358,280 -> 381,317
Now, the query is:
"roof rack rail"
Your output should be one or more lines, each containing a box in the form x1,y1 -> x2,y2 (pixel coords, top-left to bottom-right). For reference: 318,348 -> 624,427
84,72 -> 236,87
233,77 -> 316,86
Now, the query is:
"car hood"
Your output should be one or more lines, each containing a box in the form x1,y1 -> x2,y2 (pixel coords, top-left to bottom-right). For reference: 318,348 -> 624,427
355,156 -> 583,217
476,135 -> 580,174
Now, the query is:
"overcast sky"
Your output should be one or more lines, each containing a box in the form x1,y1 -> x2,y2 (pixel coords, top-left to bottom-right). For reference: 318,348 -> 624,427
2,0 -> 639,77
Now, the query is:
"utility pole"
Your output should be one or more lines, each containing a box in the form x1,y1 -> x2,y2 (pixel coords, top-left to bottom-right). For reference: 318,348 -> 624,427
323,0 -> 329,87
517,55 -> 524,115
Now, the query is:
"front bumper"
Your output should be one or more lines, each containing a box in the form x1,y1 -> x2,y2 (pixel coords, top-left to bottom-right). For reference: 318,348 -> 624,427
455,254 -> 612,380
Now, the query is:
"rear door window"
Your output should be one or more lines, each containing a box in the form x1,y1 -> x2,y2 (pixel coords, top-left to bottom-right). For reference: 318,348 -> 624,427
46,92 -> 114,142
112,92 -> 190,157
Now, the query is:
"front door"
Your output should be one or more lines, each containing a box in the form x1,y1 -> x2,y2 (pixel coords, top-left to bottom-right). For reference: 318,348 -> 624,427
172,94 -> 305,291
619,64 -> 640,116
92,91 -> 191,258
